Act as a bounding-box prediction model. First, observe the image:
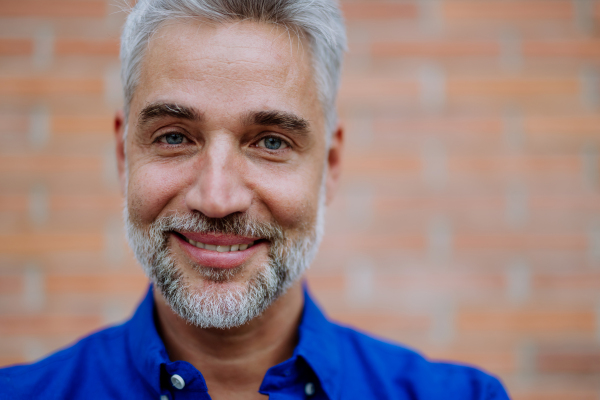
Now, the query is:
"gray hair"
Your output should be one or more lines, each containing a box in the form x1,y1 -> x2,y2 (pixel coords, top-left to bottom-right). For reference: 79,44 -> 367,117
120,0 -> 347,137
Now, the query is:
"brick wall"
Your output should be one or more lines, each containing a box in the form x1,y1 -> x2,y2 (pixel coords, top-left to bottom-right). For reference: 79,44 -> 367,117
1,1 -> 599,399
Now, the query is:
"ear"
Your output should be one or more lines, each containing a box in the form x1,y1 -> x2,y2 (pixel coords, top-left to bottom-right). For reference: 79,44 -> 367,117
114,110 -> 127,196
325,123 -> 344,205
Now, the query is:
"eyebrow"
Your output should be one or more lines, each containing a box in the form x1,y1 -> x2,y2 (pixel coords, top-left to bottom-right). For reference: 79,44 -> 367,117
137,102 -> 203,128
245,110 -> 310,136
136,103 -> 310,136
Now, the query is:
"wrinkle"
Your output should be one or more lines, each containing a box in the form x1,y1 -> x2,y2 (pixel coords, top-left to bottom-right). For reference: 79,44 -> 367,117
171,73 -> 286,90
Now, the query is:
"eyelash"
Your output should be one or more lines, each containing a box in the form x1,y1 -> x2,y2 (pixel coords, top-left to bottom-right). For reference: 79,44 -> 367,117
156,132 -> 189,145
256,135 -> 291,151
154,132 -> 292,151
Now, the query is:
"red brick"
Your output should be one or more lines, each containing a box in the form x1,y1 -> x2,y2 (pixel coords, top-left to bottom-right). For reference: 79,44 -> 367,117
0,315 -> 103,335
0,233 -> 104,254
370,117 -> 505,151
536,347 -> 600,373
341,2 -> 418,21
0,355 -> 27,367
513,390 -> 599,400
455,234 -> 587,251
0,155 -> 103,173
0,275 -> 23,295
0,77 -> 104,96
49,195 -> 122,212
0,1 -> 106,18
329,311 -> 430,332
55,38 -> 120,56
321,233 -> 426,251
534,272 -> 600,291
374,196 -> 505,214
344,154 -> 421,174
529,195 -> 600,213
524,115 -> 600,136
0,195 -> 27,212
429,348 -> 516,374
371,41 -> 500,58
443,1 -> 573,21
0,113 -> 28,134
458,308 -> 595,334
523,40 -> 600,59
0,0 -> 598,394
0,38 -> 33,56
304,273 -> 345,292
374,271 -> 504,293
51,115 -> 114,135
448,155 -> 580,174
339,76 -> 419,99
374,116 -> 503,135
46,274 -> 148,294
446,78 -> 579,98
0,173 -> 111,196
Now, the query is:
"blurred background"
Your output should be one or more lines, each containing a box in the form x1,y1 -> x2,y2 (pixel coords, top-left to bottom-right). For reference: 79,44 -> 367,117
1,0 -> 599,398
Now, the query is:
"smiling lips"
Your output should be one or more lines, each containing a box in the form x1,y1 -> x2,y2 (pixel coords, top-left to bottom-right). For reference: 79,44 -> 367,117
174,232 -> 263,269
183,236 -> 255,252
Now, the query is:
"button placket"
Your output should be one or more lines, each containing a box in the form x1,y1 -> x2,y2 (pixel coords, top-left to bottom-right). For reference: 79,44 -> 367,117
170,374 -> 186,390
304,382 -> 315,396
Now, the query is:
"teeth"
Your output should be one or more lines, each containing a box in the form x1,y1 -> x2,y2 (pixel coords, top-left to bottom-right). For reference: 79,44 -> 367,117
185,238 -> 255,252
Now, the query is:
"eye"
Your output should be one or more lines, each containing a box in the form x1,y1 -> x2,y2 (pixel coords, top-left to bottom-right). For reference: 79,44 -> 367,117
158,133 -> 187,145
257,136 -> 289,150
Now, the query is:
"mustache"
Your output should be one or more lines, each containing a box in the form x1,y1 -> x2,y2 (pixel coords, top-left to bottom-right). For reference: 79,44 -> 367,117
147,211 -> 286,242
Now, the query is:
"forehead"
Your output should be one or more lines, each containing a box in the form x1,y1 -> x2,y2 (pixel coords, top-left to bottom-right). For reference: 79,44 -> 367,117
130,19 -> 321,126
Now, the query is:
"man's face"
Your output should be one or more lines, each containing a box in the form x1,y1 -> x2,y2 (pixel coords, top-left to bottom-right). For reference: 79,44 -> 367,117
116,20 -> 342,327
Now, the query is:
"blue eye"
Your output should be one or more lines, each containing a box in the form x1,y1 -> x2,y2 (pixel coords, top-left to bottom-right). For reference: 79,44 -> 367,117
259,136 -> 288,150
265,137 -> 281,149
160,133 -> 185,145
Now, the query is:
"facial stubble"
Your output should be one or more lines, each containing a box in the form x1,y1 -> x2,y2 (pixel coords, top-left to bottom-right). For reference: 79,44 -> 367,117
124,189 -> 325,329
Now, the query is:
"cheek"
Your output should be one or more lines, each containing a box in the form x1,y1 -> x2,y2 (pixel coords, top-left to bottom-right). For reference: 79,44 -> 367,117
252,165 -> 323,230
127,162 -> 190,224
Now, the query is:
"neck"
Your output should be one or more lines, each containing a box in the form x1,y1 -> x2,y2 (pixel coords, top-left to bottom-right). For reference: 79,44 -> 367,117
154,280 -> 305,399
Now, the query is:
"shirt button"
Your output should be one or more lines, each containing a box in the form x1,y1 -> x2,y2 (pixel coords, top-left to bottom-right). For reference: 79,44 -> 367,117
305,382 -> 315,396
170,374 -> 185,390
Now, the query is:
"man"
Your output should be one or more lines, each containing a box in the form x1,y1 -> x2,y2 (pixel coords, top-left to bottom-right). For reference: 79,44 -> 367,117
1,0 -> 510,399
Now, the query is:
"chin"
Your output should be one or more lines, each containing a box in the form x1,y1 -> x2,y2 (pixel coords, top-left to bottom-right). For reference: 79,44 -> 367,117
157,258 -> 280,329
123,193 -> 325,329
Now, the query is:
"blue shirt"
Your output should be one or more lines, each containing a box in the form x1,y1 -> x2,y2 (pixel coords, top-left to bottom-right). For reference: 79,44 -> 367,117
1,286 -> 509,399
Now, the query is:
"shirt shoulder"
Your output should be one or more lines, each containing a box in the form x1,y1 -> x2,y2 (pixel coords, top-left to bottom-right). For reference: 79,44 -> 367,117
332,323 -> 510,400
0,323 -> 144,400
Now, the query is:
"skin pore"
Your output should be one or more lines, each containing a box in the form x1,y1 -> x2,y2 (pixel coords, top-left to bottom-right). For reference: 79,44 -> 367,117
115,19 -> 343,399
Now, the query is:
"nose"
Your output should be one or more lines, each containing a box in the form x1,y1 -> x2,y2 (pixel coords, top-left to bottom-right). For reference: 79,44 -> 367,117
184,137 -> 252,219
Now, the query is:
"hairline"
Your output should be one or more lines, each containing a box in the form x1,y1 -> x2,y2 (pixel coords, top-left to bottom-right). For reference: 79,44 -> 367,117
121,1 -> 346,145
124,18 -> 328,146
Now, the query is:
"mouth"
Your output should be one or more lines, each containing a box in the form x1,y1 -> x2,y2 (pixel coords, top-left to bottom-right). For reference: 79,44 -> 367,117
172,231 -> 265,269
181,236 -> 256,253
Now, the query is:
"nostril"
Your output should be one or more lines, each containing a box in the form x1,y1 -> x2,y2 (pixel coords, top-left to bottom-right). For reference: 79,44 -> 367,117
183,160 -> 254,219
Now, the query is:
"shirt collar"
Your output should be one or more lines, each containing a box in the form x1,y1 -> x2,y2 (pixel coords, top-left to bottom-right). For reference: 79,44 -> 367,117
294,284 -> 342,400
124,284 -> 342,398
126,286 -> 169,395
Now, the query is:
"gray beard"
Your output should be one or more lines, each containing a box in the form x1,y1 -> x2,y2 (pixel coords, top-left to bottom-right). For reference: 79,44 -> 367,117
124,203 -> 324,329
